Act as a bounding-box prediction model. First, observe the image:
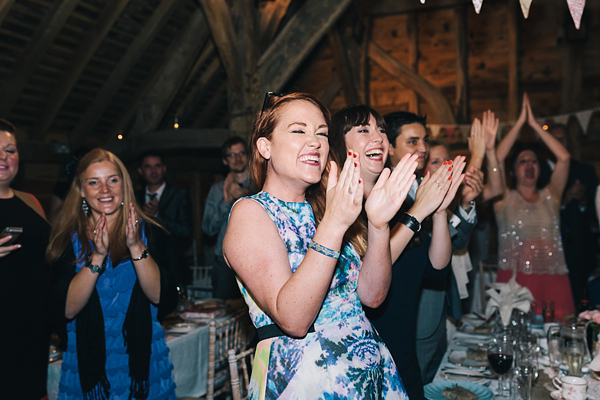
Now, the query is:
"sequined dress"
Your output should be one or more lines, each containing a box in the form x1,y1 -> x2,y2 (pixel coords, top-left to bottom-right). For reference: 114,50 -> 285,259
495,188 -> 574,318
237,191 -> 407,399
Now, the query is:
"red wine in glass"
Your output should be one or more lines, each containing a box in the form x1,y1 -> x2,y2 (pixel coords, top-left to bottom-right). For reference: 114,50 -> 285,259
488,352 -> 513,375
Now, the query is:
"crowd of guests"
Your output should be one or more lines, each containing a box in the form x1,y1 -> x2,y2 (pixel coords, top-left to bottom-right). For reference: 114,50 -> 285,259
0,90 -> 598,399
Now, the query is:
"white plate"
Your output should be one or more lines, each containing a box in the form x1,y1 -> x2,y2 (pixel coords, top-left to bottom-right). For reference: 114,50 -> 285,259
448,350 -> 489,369
424,380 -> 494,400
167,323 -> 196,334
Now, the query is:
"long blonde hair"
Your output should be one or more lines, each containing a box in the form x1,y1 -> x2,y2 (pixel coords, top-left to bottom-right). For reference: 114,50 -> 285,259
46,148 -> 160,265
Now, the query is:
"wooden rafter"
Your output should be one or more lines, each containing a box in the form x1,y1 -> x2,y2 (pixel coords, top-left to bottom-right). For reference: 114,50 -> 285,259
175,57 -> 221,120
327,27 -> 361,105
258,0 -> 292,49
455,5 -> 470,123
127,7 -> 209,137
70,0 -> 181,145
0,0 -> 16,28
362,0 -> 471,16
0,0 -> 79,117
318,74 -> 343,108
199,0 -> 242,88
193,83 -> 228,129
258,0 -> 354,96
107,128 -> 230,154
368,40 -> 456,124
34,0 -> 131,140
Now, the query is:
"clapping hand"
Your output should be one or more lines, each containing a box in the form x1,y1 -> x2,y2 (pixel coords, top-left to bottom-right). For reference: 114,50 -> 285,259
482,110 -> 499,151
461,166 -> 484,205
436,155 -> 466,213
0,235 -> 20,258
92,212 -> 109,257
365,153 -> 418,229
126,202 -> 143,249
468,117 -> 486,164
324,150 -> 364,232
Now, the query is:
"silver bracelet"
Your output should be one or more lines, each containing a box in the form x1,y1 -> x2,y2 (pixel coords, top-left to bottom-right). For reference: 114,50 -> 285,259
308,239 -> 340,259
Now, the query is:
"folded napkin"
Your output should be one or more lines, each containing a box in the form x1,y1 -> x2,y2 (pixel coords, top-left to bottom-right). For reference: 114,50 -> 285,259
590,353 -> 600,371
452,249 -> 473,300
484,272 -> 534,325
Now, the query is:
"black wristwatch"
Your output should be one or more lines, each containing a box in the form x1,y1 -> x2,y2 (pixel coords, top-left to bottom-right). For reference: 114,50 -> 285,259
399,212 -> 421,233
85,255 -> 106,275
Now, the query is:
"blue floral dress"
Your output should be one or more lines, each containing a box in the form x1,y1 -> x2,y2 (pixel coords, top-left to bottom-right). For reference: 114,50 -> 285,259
58,234 -> 176,399
237,191 -> 407,399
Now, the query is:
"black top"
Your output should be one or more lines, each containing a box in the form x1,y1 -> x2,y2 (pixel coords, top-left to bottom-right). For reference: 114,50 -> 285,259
0,195 -> 51,399
365,231 -> 447,400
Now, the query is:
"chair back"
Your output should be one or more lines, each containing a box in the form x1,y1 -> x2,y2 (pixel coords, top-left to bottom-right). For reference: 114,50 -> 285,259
228,347 -> 254,400
189,265 -> 212,298
206,310 -> 254,400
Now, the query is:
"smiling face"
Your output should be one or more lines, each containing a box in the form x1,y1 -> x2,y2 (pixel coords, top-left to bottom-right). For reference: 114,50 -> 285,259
344,114 -> 389,183
0,130 -> 18,189
513,149 -> 539,187
390,123 -> 429,170
258,100 -> 329,191
426,144 -> 450,175
81,160 -> 124,217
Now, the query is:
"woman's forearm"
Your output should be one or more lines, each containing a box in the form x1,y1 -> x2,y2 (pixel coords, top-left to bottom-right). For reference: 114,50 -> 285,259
357,222 -> 391,308
428,212 -> 452,269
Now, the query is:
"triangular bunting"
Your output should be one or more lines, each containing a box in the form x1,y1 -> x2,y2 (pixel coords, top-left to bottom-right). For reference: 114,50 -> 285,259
575,110 -> 593,134
420,0 -> 426,4
428,125 -> 441,139
552,114 -> 570,126
566,0 -> 586,30
519,0 -> 533,19
472,0 -> 483,14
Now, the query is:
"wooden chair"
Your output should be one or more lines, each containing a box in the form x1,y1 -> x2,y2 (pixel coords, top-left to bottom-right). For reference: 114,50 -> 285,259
205,310 -> 254,400
228,347 -> 255,400
188,265 -> 213,298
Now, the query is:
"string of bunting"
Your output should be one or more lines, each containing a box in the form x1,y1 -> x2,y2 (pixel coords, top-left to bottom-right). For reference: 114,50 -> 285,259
418,0 -> 586,30
427,106 -> 600,144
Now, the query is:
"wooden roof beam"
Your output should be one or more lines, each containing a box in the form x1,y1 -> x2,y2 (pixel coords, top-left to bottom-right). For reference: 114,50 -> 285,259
198,0 -> 243,89
34,0 -> 131,140
0,0 -> 16,28
258,0 -> 292,50
70,0 -> 182,146
258,0 -> 354,96
327,26 -> 361,105
175,57 -> 222,121
368,40 -> 456,124
127,7 -> 210,137
361,0 -> 471,16
0,0 -> 79,116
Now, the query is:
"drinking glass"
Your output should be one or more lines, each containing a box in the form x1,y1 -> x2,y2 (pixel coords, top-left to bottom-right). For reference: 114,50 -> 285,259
515,352 -> 537,400
543,300 -> 555,323
547,325 -> 562,368
488,335 -> 514,397
564,339 -> 585,377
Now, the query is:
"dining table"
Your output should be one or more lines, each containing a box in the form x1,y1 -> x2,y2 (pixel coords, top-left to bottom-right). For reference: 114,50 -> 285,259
47,300 -> 236,399
431,315 -> 600,399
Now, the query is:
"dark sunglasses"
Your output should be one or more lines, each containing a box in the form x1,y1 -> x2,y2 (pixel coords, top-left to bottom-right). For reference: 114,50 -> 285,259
260,91 -> 284,116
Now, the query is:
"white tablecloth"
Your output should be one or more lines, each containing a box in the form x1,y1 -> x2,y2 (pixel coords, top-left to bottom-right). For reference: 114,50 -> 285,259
48,318 -> 219,399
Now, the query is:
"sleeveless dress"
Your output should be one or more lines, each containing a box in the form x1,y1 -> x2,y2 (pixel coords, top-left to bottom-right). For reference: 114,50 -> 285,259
237,191 -> 407,399
495,188 -> 574,319
58,232 -> 176,399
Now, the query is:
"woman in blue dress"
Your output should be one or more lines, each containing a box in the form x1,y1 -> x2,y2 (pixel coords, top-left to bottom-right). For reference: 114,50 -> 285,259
48,148 -> 178,399
223,92 -> 415,399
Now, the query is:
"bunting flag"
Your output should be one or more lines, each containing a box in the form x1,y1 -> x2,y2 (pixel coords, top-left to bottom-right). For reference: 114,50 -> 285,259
519,0 -> 533,19
429,125 -> 441,139
566,0 -> 586,30
552,114 -> 570,126
575,109 -> 593,134
472,0 -> 483,14
420,0 -> 426,4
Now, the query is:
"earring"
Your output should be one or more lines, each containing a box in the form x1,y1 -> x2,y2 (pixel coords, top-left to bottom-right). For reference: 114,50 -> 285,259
82,197 -> 90,215
121,201 -> 124,206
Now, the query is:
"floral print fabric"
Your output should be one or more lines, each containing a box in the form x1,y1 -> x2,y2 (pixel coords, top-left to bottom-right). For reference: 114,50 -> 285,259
236,191 -> 407,399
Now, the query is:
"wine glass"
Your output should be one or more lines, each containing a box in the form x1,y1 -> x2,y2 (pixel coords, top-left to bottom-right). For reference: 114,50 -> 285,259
488,335 -> 514,397
515,352 -> 536,400
564,339 -> 585,377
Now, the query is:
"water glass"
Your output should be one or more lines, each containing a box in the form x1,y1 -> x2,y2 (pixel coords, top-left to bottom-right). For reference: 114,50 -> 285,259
515,353 -> 536,400
547,325 -> 562,367
564,340 -> 585,377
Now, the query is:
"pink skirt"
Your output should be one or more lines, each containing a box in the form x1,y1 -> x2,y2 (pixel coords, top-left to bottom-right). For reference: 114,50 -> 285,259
496,270 -> 575,321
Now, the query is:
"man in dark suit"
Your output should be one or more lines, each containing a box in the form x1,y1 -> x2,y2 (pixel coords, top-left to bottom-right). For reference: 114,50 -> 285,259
136,151 -> 193,287
548,124 -> 598,307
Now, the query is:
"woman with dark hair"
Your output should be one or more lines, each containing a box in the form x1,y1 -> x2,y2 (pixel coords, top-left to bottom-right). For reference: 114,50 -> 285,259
0,119 -> 51,400
48,148 -> 178,399
223,93 -> 415,399
494,94 -> 574,319
330,105 -> 466,399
